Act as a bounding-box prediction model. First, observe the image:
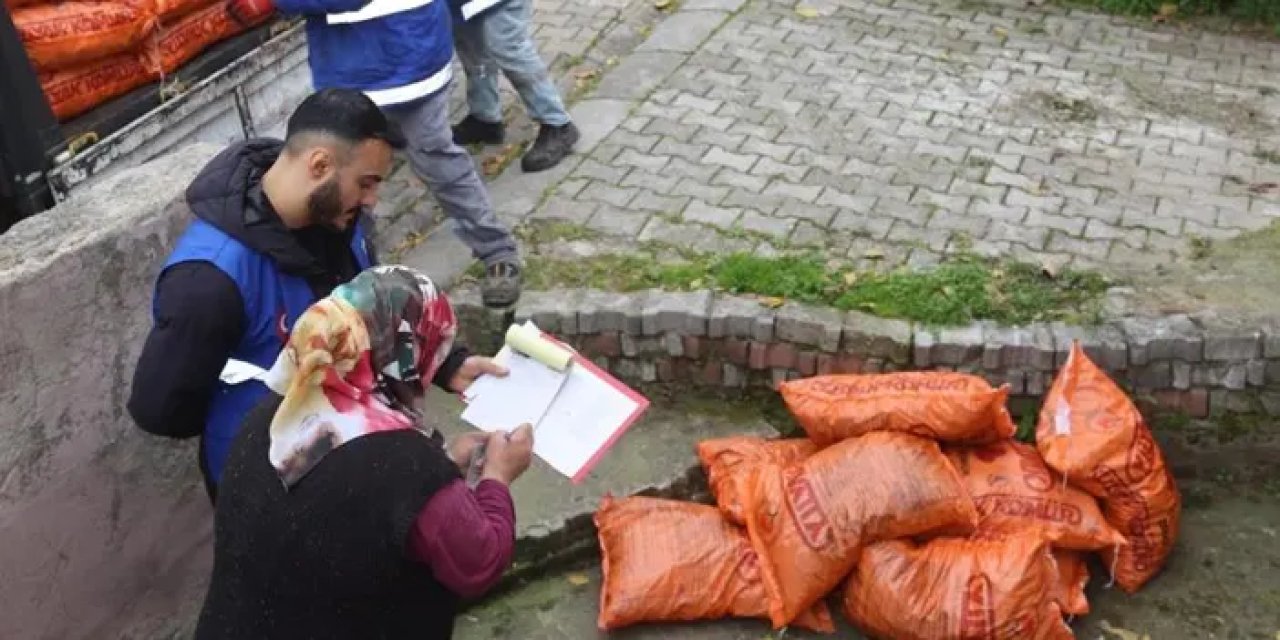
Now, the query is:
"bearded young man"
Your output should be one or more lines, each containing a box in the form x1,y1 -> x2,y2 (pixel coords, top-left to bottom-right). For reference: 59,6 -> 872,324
128,89 -> 503,503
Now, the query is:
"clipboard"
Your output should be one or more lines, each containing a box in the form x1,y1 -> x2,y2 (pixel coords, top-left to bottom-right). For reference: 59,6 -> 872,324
460,321 -> 650,483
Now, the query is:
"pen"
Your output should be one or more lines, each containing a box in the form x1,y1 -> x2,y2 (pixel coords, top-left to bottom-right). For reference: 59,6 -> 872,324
464,430 -> 512,488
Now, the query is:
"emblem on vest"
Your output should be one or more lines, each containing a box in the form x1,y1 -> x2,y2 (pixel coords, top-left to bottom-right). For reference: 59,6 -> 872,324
276,308 -> 291,344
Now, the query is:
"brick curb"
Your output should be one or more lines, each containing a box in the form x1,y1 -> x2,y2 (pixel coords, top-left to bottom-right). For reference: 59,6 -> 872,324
451,287 -> 1280,418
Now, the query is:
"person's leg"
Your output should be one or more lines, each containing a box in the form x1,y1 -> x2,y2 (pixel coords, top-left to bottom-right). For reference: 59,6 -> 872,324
383,89 -> 522,307
479,0 -> 579,172
452,13 -> 505,145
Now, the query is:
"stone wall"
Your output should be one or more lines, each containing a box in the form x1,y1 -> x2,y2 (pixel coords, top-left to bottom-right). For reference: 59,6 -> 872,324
453,289 -> 1280,418
0,144 -> 220,640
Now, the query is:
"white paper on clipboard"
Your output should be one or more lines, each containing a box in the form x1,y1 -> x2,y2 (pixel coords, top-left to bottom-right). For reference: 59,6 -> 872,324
459,345 -> 569,433
458,323 -> 649,481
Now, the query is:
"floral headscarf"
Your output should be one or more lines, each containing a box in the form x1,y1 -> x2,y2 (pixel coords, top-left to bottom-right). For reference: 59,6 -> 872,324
261,265 -> 457,487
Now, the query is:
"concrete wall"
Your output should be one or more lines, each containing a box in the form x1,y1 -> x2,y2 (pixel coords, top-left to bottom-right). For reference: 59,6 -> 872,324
0,143 -> 220,640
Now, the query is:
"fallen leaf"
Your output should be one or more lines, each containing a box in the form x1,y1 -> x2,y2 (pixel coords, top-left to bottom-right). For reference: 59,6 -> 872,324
481,144 -> 521,176
1039,257 -> 1065,279
794,4 -> 819,18
759,296 -> 786,309
689,277 -> 704,289
1099,620 -> 1152,640
605,56 -> 619,66
653,0 -> 672,9
574,68 -> 598,80
842,271 -> 858,286
993,26 -> 1009,38
567,573 -> 590,586
863,248 -> 885,259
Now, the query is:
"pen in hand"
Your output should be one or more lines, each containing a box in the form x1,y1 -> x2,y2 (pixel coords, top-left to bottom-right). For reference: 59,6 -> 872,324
464,430 -> 511,488
464,441 -> 488,489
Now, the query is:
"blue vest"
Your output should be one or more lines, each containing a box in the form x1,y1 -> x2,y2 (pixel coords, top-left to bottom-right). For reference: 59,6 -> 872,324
157,218 -> 374,485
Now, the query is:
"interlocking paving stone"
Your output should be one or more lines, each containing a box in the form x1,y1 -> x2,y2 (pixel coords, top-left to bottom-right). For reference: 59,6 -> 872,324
536,0 -> 1280,270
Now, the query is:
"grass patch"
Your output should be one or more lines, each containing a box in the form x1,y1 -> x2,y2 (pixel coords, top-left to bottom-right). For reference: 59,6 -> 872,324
515,220 -> 601,245
1038,93 -> 1099,123
1254,148 -> 1280,164
1060,0 -> 1280,35
516,251 -> 1111,326
1015,409 -> 1039,443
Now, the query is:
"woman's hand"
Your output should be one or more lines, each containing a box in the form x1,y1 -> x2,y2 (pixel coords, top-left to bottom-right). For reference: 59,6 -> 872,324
445,432 -> 489,472
481,424 -> 534,485
447,356 -> 508,394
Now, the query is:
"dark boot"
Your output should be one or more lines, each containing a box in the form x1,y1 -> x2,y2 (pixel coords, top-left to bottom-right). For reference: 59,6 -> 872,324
480,260 -> 522,309
453,115 -> 505,145
520,122 -> 580,173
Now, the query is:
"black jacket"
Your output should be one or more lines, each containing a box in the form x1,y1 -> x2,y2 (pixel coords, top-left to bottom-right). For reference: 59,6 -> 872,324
196,395 -> 461,639
128,139 -> 467,450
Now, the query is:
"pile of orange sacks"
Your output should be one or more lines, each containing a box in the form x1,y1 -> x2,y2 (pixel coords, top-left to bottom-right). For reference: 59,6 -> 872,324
8,0 -> 271,120
594,342 -> 1181,638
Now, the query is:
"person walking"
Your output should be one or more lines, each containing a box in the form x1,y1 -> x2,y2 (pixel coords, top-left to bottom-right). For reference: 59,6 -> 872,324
226,0 -> 525,307
449,0 -> 580,173
195,265 -> 534,639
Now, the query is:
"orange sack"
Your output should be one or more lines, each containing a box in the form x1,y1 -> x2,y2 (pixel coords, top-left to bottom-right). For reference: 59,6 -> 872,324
145,3 -> 257,76
39,53 -> 154,121
696,436 -> 819,526
1037,342 -> 1181,593
155,0 -> 216,21
594,496 -> 834,633
5,0 -> 45,11
15,2 -> 157,72
945,440 -> 1126,551
1053,549 -> 1090,616
743,431 -> 979,628
843,536 -> 1075,640
779,372 -> 1017,446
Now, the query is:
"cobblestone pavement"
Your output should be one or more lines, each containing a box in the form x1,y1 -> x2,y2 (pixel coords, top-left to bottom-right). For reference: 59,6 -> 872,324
392,0 -> 1280,288
370,0 -> 660,254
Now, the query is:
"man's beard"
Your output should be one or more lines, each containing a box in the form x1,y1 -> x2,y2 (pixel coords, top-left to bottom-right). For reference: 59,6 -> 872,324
306,177 -> 354,231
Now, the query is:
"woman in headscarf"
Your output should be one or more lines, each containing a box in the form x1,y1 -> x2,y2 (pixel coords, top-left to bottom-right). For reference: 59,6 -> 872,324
195,265 -> 534,639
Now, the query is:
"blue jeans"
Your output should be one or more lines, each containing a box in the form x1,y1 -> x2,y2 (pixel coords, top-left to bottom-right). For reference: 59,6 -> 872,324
453,0 -> 571,127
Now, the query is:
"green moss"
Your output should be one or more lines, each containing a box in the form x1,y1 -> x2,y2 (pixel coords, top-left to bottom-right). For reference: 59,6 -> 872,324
521,251 -> 1111,326
1214,412 -> 1272,444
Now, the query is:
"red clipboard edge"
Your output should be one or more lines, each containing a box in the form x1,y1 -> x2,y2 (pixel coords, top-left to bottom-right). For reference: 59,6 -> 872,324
537,331 -> 651,484
567,352 -> 650,484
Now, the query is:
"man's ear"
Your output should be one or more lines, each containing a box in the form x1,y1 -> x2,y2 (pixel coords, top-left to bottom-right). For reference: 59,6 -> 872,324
306,147 -> 336,180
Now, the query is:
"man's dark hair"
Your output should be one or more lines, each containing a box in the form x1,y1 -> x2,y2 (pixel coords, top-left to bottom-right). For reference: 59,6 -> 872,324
285,88 -> 406,153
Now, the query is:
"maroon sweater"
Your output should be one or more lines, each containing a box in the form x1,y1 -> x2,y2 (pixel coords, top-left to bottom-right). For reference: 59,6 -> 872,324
407,478 -> 516,598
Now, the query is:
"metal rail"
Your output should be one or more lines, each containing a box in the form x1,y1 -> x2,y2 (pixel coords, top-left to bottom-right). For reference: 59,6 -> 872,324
0,10 -> 303,232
